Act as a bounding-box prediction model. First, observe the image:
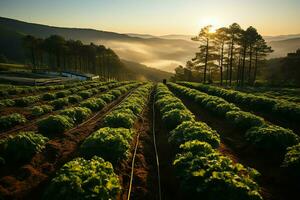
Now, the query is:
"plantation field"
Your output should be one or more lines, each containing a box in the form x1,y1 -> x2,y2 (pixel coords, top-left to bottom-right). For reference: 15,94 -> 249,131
0,80 -> 299,200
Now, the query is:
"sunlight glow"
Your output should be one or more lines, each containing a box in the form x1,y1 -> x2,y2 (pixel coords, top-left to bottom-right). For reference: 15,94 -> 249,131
199,17 -> 221,32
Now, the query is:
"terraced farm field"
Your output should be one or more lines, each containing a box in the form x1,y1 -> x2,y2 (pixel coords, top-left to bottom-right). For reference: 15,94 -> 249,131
0,80 -> 299,200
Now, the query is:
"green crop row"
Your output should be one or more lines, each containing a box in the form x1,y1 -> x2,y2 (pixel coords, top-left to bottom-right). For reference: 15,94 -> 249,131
179,82 -> 300,123
80,83 -> 152,163
43,83 -> 151,199
0,81 -> 109,108
168,83 -> 299,153
37,82 -> 141,135
0,82 -> 124,133
0,80 -> 97,98
155,83 -> 262,200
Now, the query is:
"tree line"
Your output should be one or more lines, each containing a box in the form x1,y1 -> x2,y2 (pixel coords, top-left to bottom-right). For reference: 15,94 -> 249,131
173,23 -> 273,86
23,35 -> 128,80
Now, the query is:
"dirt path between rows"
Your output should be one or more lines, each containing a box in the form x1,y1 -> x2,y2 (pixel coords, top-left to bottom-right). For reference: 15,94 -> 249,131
117,89 -> 159,200
171,90 -> 299,200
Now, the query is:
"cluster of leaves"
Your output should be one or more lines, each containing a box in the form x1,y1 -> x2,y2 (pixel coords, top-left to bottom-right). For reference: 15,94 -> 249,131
31,105 -> 53,116
43,156 -> 121,200
173,141 -> 262,200
180,81 -> 300,123
80,127 -> 133,164
169,121 -> 220,149
0,113 -> 26,130
60,107 -> 92,123
246,125 -> 299,151
15,95 -> 40,107
38,115 -> 74,135
103,84 -> 152,129
155,84 -> 263,199
0,131 -> 48,163
155,84 -> 194,130
225,111 -> 264,130
0,99 -> 15,107
282,144 -> 300,177
80,98 -> 107,111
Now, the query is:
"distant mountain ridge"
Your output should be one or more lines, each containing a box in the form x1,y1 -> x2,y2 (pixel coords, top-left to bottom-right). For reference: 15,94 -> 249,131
0,16 -> 299,71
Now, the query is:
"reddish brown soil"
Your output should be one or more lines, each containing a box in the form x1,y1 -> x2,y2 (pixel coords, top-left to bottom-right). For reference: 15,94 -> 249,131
0,90 -> 136,200
117,91 -> 159,200
172,90 -> 299,200
154,102 -> 184,199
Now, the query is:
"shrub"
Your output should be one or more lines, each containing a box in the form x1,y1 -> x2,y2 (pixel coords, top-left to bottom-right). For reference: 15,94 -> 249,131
80,127 -> 133,163
214,103 -> 240,116
226,111 -> 264,130
169,121 -> 220,149
99,94 -> 115,103
103,109 -> 136,129
43,156 -> 121,200
42,93 -> 56,101
173,142 -> 262,200
0,99 -> 15,107
68,95 -> 83,104
162,109 -> 194,130
282,144 -> 300,176
15,96 -> 40,107
50,98 -> 69,109
38,115 -> 74,135
31,105 -> 53,116
246,125 -> 299,151
108,89 -> 122,98
56,90 -> 71,98
60,107 -> 92,123
0,131 -> 48,163
0,113 -> 26,130
80,98 -> 106,111
78,91 -> 93,99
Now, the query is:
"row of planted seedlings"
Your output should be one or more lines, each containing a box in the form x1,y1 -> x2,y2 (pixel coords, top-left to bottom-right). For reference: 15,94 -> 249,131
179,81 -> 300,125
0,82 -> 141,169
168,82 -> 300,178
0,81 -> 116,132
154,83 -> 263,200
40,83 -> 153,200
0,79 -> 89,99
0,80 -> 104,108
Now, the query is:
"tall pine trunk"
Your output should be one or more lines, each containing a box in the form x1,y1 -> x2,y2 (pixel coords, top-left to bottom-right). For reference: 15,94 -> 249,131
203,38 -> 209,83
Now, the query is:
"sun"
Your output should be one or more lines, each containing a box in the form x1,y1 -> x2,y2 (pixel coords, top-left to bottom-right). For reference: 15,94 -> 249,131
199,17 -> 221,32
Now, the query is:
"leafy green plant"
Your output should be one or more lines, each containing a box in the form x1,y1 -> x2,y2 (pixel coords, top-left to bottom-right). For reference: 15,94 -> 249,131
169,121 -> 220,149
56,90 -> 72,98
50,98 -> 69,109
0,113 -> 26,130
42,93 -> 56,100
80,98 -> 107,111
98,94 -> 115,103
0,131 -> 48,163
226,111 -> 264,130
173,141 -> 262,200
246,125 -> 299,151
80,127 -> 133,164
103,109 -> 136,129
68,95 -> 83,104
282,143 -> 300,176
43,156 -> 121,200
60,107 -> 92,123
162,109 -> 194,130
38,115 -> 74,134
15,95 -> 40,107
78,91 -> 93,99
31,105 -> 53,116
0,99 -> 15,107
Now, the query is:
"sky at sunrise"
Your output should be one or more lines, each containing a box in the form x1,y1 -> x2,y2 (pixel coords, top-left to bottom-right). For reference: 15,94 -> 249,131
1,0 -> 300,36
